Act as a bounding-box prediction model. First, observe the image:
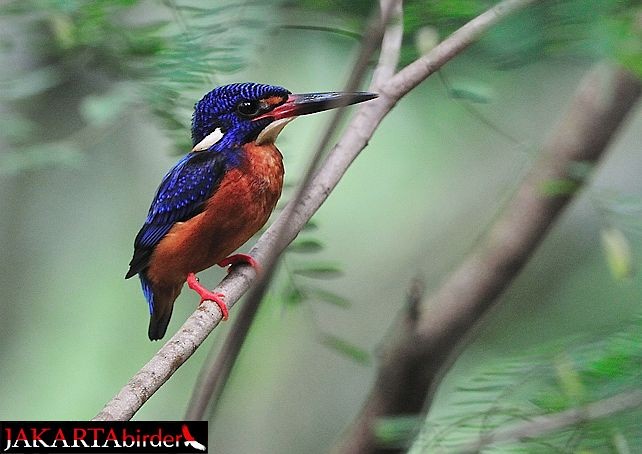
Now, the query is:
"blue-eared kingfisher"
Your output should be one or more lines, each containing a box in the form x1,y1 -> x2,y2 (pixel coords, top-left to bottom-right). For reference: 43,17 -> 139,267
126,82 -> 377,340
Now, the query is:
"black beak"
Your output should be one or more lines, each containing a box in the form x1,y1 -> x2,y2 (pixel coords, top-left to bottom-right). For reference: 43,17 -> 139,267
255,91 -> 378,121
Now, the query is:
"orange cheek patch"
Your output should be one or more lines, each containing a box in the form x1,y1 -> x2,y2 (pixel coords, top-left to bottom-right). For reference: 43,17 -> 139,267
263,95 -> 287,107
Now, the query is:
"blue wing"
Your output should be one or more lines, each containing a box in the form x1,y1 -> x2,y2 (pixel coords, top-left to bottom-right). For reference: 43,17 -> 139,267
125,151 -> 227,279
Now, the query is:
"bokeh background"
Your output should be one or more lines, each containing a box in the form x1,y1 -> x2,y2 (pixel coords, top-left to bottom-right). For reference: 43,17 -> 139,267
0,0 -> 641,452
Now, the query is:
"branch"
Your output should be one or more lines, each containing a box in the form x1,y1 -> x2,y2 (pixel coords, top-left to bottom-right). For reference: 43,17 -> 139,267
93,0 -> 540,421
380,0 -> 535,99
371,0 -> 403,88
334,65 -> 642,453
452,389 -> 642,453
184,0 -> 399,421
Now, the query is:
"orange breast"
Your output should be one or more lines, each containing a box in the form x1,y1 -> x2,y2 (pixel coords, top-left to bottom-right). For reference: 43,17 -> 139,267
146,142 -> 284,286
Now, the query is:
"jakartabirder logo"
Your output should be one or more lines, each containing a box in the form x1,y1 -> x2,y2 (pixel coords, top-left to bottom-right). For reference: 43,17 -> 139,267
1,421 -> 208,453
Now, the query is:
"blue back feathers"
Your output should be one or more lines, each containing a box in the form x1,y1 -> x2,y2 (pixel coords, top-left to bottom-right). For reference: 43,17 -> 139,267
140,274 -> 155,314
126,151 -> 226,278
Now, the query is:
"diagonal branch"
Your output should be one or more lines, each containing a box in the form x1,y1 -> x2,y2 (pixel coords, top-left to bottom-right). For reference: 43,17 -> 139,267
93,0 -> 539,421
334,64 -> 642,454
184,0 -> 399,421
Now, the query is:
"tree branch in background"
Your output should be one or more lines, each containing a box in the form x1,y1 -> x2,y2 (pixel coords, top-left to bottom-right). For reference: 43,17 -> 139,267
93,0 -> 538,421
371,0 -> 403,87
454,389 -> 642,453
334,65 -> 642,454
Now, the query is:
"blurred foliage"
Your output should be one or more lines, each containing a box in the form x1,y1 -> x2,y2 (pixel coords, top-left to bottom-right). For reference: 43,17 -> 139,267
0,0 -> 277,166
601,227 -> 634,281
291,0 -> 642,73
0,143 -> 84,175
2,0 -> 640,172
593,191 -> 642,238
280,235 -> 370,364
402,0 -> 642,70
409,319 -> 642,452
592,191 -> 642,281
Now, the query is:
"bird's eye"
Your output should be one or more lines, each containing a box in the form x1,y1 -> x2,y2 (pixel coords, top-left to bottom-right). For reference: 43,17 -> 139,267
236,100 -> 261,117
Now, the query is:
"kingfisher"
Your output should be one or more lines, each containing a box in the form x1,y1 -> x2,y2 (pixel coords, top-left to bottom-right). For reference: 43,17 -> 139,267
126,82 -> 377,340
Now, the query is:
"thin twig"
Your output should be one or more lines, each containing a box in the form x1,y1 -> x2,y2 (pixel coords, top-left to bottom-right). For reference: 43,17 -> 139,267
93,0 -> 539,421
451,389 -> 642,453
371,0 -> 403,87
380,0 -> 536,100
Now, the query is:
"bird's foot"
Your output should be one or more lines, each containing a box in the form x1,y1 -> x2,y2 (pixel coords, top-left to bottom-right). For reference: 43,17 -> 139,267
217,253 -> 261,272
186,273 -> 228,320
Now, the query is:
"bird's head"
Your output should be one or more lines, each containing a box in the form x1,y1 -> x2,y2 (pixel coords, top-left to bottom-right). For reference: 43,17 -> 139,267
191,82 -> 377,152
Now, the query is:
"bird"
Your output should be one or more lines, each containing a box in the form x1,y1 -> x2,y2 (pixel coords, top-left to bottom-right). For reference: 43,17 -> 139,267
126,82 -> 377,340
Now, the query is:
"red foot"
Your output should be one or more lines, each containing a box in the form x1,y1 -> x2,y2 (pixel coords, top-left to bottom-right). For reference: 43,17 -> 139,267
217,253 -> 261,272
186,273 -> 228,320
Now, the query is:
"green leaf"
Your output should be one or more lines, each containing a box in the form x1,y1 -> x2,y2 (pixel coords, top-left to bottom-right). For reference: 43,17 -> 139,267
292,264 -> 343,279
532,390 -> 571,412
320,334 -> 370,365
601,227 -> 634,281
447,81 -> 493,103
302,220 -> 319,231
375,416 -> 422,446
589,353 -> 632,379
283,285 -> 304,307
539,178 -> 579,196
48,14 -> 76,49
305,287 -> 350,308
287,238 -> 324,254
414,26 -> 439,55
555,354 -> 586,404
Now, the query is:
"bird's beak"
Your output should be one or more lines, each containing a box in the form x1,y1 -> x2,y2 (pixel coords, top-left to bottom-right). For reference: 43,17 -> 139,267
254,91 -> 377,145
256,91 -> 378,121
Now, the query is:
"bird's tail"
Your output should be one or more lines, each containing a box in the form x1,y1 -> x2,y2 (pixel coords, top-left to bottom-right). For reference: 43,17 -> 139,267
139,274 -> 181,341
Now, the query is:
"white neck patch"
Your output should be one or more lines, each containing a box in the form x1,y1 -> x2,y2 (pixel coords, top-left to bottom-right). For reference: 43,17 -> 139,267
256,117 -> 296,145
192,127 -> 224,152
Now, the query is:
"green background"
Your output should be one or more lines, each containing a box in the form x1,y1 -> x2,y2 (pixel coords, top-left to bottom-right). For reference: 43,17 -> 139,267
0,1 -> 641,452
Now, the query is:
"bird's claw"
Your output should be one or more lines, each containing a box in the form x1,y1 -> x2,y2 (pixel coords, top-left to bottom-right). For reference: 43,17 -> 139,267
217,253 -> 261,273
186,273 -> 229,320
